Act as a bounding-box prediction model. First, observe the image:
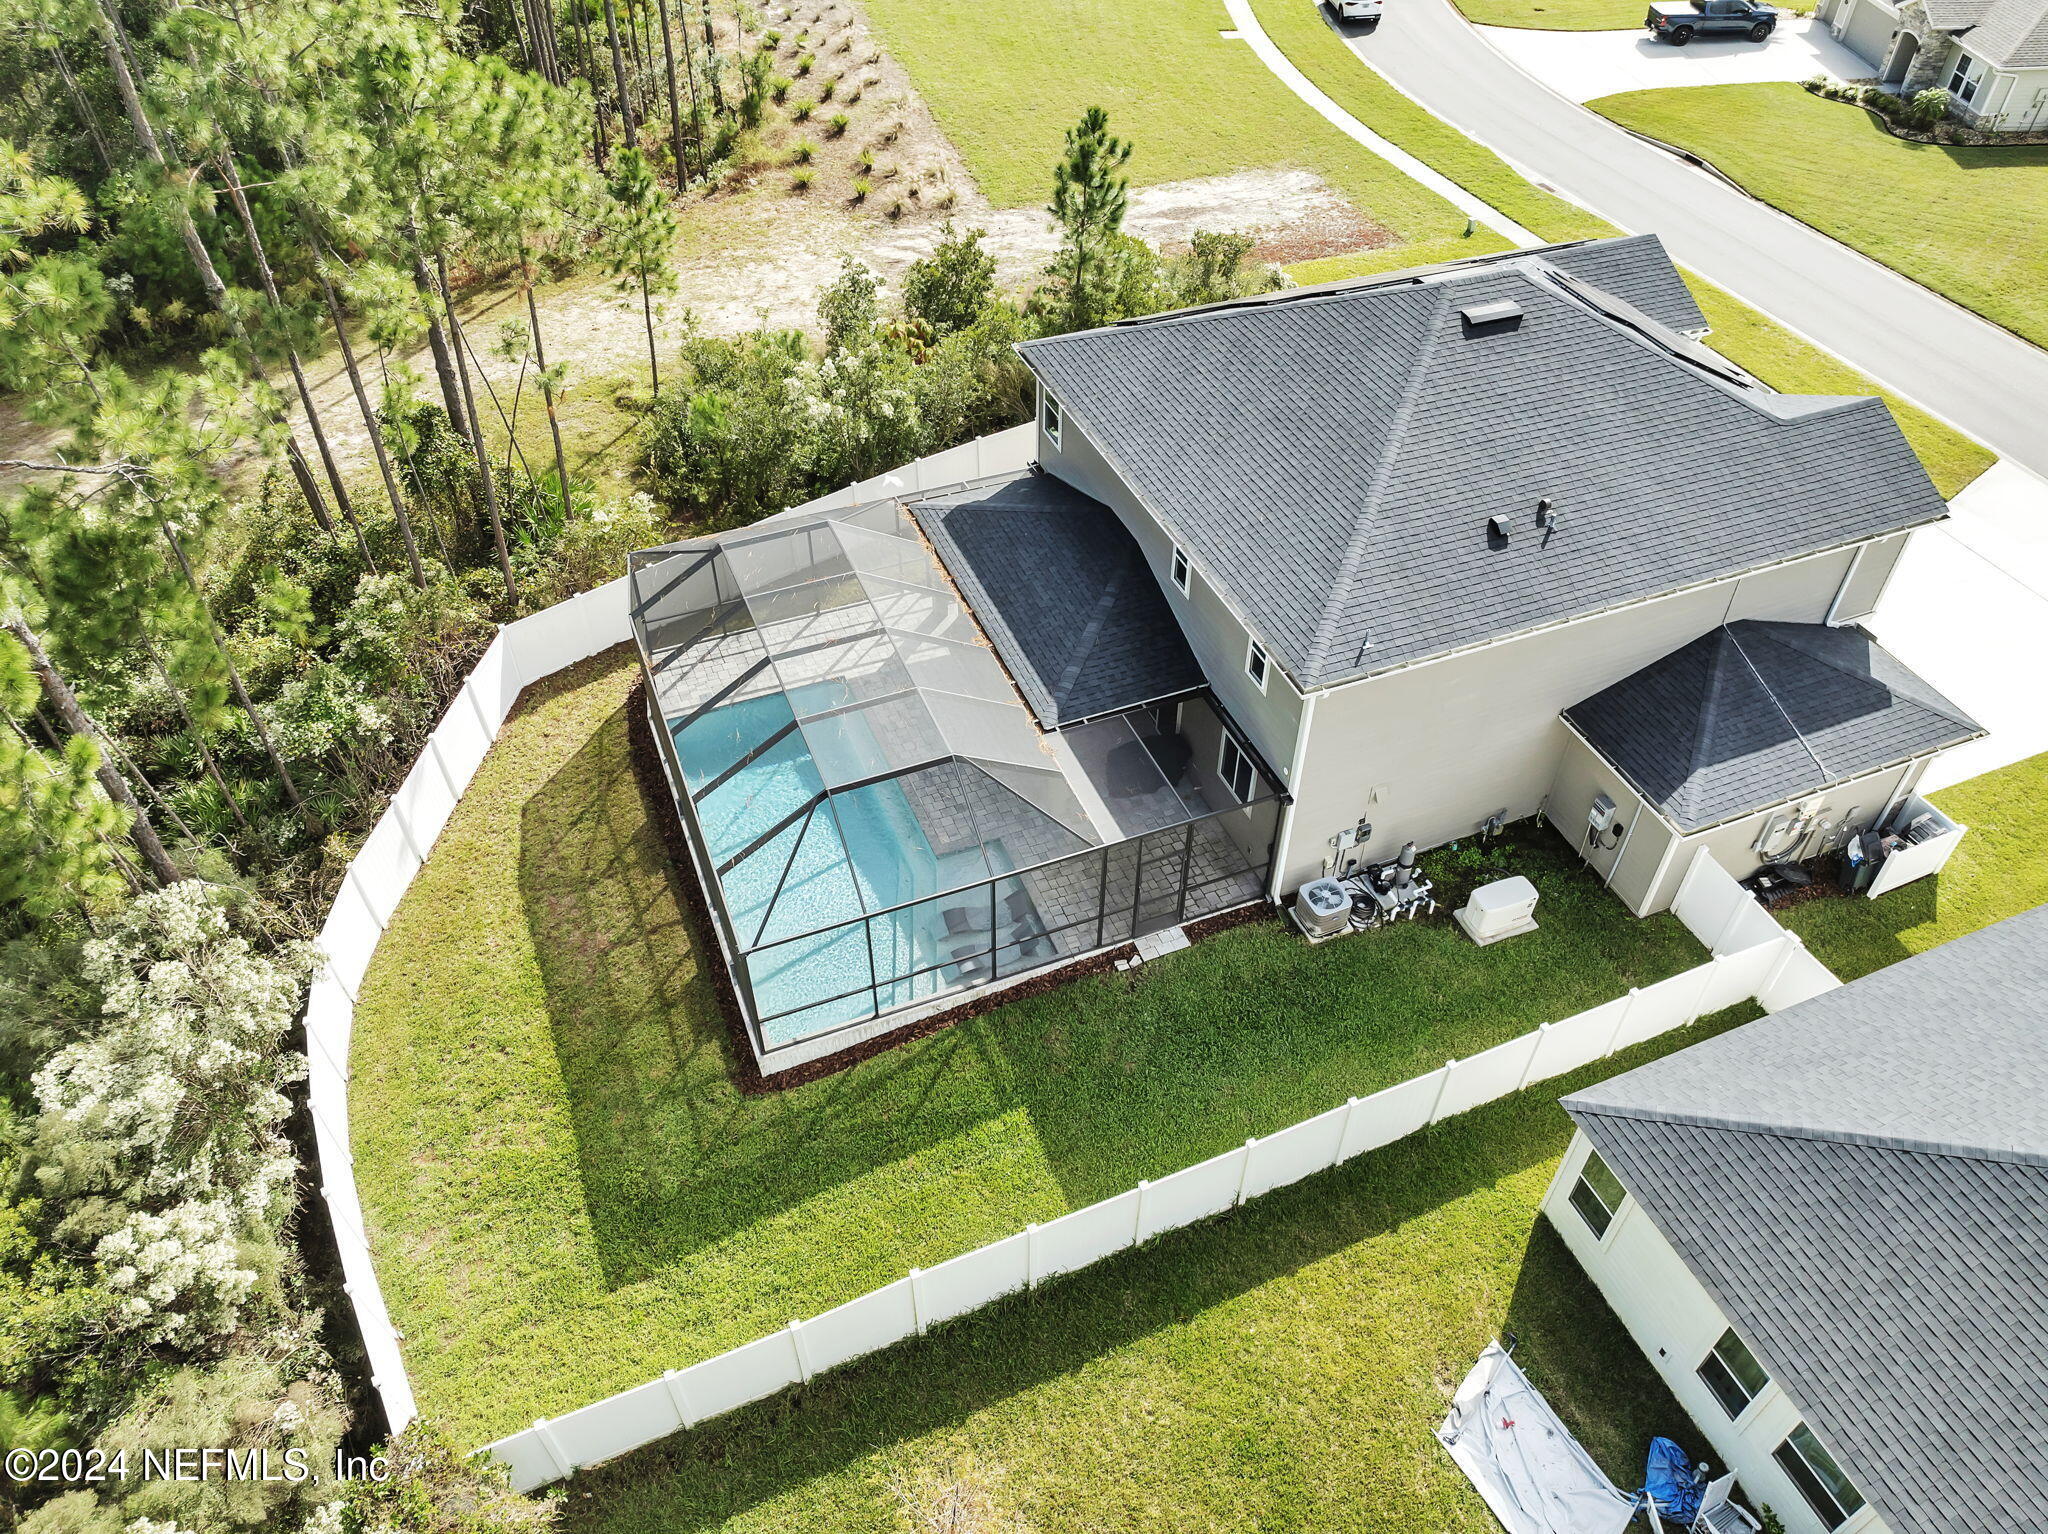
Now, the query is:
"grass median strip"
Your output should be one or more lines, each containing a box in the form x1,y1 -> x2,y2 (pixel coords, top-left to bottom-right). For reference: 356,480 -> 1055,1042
1594,83 -> 2048,352
350,646 -> 1705,1444
561,1004 -> 1758,1534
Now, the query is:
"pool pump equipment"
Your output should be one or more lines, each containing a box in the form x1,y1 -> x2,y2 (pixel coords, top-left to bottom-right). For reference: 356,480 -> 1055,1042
1291,842 -> 1438,942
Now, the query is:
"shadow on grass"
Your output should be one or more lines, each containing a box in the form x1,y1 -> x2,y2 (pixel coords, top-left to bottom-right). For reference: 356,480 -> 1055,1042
520,740 -> 1709,1291
518,706 -> 1027,1285
561,1005 -> 1759,1533
988,825 -> 1709,1210
1502,1219 -> 1710,1491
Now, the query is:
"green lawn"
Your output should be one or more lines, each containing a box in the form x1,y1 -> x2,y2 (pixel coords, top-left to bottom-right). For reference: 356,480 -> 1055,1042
352,646 -> 1707,1445
1245,0 -> 1616,240
1595,84 -> 2048,351
561,1005 -> 1759,1534
858,0 -> 1486,257
1785,750 -> 2048,981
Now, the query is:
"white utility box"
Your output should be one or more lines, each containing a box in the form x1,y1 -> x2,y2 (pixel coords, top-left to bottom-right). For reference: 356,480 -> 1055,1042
1454,875 -> 1540,946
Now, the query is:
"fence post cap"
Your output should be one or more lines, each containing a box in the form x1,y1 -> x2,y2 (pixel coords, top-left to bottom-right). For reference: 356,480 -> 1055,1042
532,1418 -> 549,1430
663,1368 -> 680,1380
1628,985 -> 1640,994
1244,1135 -> 1257,1147
1026,1221 -> 1038,1233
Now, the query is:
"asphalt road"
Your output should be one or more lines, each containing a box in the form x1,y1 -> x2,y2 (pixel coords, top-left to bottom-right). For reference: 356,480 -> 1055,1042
1339,0 -> 2048,475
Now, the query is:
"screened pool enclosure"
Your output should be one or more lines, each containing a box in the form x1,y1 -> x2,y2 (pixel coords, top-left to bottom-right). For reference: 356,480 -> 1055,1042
629,494 -> 1282,1063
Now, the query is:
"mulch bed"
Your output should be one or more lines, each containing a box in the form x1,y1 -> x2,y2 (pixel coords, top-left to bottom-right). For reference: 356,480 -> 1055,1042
626,673 -> 1166,1093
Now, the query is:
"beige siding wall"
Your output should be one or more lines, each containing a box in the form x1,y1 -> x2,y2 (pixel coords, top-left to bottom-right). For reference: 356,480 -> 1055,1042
1036,402 -> 1305,781
1971,64 -> 2048,129
1276,549 -> 1858,894
1827,531 -> 1908,624
1544,1133 -> 1893,1534
1548,734 -> 1927,915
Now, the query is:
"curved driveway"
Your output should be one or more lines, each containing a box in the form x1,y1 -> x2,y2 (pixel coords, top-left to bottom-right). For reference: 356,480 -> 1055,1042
1341,0 -> 2048,476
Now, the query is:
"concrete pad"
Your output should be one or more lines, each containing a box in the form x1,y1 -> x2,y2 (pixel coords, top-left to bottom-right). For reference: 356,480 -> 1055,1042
1477,17 -> 1872,103
1866,461 -> 2048,793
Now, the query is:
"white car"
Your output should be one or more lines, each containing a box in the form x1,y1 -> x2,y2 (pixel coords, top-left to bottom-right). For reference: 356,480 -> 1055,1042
1327,0 -> 1384,18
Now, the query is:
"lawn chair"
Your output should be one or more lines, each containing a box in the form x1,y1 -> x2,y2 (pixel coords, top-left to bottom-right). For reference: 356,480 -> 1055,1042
1692,1472 -> 1762,1534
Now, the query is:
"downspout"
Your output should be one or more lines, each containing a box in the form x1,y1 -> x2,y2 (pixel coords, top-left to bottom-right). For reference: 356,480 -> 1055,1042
1265,689 -> 1318,900
1824,542 -> 1868,626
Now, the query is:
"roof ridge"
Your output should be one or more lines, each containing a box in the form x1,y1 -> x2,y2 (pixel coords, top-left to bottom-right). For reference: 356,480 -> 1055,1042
1684,627 -> 1743,807
1726,622 -> 1832,785
1741,619 -> 1980,736
1304,287 -> 1454,678
1567,1102 -> 2048,1171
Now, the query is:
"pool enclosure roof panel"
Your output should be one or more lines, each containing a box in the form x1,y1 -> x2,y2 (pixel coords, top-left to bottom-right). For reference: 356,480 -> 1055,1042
911,473 -> 1205,727
630,501 -> 1161,958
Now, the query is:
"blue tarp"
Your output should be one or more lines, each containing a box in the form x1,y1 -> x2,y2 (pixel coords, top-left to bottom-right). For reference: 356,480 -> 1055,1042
1643,1437 -> 1702,1525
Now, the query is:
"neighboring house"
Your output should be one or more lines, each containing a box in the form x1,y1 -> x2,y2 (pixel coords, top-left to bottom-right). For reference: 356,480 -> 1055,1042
1543,903 -> 2048,1534
628,233 -> 1978,1073
1818,0 -> 2048,128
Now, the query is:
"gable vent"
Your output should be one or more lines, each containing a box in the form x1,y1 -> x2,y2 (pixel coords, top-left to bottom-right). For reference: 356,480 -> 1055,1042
1460,299 -> 1524,331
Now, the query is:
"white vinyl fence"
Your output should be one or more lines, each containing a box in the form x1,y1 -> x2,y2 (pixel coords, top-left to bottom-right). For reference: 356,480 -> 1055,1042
478,848 -> 1840,1493
306,425 -> 1039,1440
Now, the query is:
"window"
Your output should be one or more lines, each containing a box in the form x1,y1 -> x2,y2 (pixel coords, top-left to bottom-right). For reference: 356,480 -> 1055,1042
1567,1148 -> 1626,1238
1245,638 -> 1269,692
1947,52 -> 1984,105
1170,545 -> 1190,595
1697,1328 -> 1771,1419
1219,734 -> 1256,803
1041,391 -> 1063,448
1774,1425 -> 1866,1530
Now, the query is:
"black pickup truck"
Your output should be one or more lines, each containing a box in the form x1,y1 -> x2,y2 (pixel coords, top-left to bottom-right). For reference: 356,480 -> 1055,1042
1645,0 -> 1778,42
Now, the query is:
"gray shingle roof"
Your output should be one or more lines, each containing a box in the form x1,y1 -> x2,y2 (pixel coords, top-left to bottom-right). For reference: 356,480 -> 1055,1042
911,473 -> 1204,727
1563,619 -> 1982,831
1017,235 -> 1946,692
1963,0 -> 2048,67
1563,905 -> 2048,1534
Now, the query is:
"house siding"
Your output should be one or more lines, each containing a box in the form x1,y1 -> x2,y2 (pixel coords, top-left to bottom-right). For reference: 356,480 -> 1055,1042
1549,729 -> 1926,915
1274,549 -> 1858,895
1544,1132 -> 1894,1534
1036,403 -> 1305,782
1826,530 -> 1907,624
1833,0 -> 1900,70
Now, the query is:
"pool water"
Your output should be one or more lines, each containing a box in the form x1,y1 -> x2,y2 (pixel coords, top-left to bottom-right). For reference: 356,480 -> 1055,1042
672,694 -> 1010,1044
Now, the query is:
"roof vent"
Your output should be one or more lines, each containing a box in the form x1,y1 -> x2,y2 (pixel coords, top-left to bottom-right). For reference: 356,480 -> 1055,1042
1488,514 -> 1513,541
1460,299 -> 1524,331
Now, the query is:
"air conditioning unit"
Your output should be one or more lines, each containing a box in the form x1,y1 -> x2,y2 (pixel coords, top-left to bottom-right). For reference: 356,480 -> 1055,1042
1293,878 -> 1352,941
1454,875 -> 1540,947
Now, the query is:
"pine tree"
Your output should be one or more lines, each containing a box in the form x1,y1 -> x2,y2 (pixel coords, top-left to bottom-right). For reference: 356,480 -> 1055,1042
1046,107 -> 1134,334
598,148 -> 679,392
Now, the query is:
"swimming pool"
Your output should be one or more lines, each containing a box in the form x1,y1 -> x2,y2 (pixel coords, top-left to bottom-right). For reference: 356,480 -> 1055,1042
673,693 -> 1014,1044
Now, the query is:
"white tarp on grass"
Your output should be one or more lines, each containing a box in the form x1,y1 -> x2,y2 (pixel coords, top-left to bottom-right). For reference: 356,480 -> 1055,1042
1439,1341 -> 1640,1534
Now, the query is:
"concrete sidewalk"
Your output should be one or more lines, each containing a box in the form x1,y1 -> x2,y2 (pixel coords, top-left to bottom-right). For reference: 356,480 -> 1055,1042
1871,462 -> 2048,792
1478,16 -> 1871,102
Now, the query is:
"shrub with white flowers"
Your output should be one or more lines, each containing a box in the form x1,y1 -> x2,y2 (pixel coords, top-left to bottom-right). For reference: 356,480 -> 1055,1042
27,882 -> 319,1351
33,881 -> 318,1220
94,1201 -> 258,1349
